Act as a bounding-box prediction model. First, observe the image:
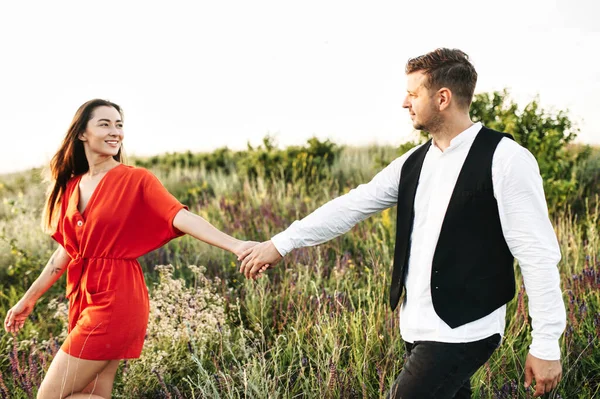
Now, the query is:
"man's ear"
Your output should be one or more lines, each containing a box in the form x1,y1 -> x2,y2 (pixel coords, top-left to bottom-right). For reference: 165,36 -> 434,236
437,88 -> 452,111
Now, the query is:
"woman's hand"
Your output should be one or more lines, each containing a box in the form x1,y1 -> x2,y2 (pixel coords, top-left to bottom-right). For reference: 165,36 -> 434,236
4,298 -> 37,334
233,240 -> 260,258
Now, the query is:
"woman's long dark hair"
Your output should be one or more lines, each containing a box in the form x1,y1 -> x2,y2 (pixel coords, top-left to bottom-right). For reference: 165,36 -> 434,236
43,99 -> 125,232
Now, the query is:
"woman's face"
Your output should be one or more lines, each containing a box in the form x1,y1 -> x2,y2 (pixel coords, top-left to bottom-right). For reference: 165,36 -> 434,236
79,106 -> 124,158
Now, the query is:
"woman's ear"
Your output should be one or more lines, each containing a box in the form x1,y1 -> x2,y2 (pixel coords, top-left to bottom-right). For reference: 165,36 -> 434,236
78,131 -> 87,142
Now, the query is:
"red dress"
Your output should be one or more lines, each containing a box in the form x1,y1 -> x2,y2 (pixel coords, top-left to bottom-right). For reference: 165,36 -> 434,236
51,164 -> 187,360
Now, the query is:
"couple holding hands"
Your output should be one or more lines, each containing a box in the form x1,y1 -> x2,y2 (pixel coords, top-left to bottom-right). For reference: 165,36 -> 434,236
4,48 -> 565,399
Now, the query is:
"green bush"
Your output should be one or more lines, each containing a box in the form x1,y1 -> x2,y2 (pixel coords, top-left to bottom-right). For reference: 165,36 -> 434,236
134,136 -> 340,191
470,89 -> 589,212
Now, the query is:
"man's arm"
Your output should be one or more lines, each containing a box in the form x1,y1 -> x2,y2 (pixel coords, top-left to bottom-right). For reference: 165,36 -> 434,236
239,146 -> 421,278
494,141 -> 566,396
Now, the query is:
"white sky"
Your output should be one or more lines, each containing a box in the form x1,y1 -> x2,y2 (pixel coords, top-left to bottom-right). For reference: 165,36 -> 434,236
0,0 -> 598,174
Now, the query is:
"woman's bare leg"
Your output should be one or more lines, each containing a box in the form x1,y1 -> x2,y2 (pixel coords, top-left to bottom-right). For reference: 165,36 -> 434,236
73,359 -> 120,398
37,349 -> 118,399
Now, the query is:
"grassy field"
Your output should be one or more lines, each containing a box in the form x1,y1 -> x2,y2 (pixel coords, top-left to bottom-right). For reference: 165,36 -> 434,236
0,144 -> 598,398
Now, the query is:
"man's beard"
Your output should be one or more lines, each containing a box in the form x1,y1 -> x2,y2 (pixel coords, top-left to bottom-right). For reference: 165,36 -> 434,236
414,112 -> 443,134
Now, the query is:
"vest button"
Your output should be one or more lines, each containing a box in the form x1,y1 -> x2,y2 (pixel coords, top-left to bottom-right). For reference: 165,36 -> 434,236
435,286 -> 439,289
77,220 -> 83,227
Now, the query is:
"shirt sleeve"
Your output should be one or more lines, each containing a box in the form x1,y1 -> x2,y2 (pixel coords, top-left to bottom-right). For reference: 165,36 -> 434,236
140,169 -> 189,241
493,140 -> 566,360
271,146 -> 420,256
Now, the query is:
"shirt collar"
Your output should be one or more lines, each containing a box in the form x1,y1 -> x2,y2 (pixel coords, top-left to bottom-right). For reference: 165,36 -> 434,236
431,122 -> 483,152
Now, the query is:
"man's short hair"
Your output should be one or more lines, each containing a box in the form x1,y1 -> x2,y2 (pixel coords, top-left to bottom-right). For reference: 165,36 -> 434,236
406,48 -> 478,109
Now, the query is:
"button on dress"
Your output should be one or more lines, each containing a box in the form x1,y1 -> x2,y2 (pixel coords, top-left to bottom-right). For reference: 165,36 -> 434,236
51,164 -> 187,360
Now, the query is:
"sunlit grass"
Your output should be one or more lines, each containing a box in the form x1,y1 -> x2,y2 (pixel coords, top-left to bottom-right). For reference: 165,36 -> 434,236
0,146 -> 598,398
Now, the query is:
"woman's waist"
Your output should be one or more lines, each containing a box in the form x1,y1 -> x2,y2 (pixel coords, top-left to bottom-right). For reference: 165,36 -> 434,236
79,254 -> 138,261
78,258 -> 145,293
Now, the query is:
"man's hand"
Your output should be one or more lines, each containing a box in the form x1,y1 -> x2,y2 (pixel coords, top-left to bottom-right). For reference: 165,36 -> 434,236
233,240 -> 260,258
238,240 -> 282,279
524,353 -> 562,397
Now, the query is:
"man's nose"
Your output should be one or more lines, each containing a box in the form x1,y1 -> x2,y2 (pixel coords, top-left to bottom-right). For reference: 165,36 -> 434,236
402,97 -> 410,109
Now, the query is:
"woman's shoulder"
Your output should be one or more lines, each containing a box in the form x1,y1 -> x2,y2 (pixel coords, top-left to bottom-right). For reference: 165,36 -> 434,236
116,164 -> 161,185
112,164 -> 149,176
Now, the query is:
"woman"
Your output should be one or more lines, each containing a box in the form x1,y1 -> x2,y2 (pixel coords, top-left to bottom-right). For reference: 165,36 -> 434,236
3,99 -> 255,399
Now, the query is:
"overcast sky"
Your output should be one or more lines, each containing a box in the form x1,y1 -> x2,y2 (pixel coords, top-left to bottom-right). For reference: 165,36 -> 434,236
0,0 -> 598,174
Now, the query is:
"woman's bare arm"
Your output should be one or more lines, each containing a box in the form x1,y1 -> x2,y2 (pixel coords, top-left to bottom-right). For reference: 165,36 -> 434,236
173,209 -> 256,257
4,245 -> 71,333
23,245 -> 71,302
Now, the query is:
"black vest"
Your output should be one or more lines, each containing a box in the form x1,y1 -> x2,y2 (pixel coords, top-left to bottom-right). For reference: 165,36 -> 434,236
390,127 -> 516,328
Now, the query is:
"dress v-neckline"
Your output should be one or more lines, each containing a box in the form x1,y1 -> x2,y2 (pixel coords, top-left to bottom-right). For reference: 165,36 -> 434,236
74,164 -> 122,220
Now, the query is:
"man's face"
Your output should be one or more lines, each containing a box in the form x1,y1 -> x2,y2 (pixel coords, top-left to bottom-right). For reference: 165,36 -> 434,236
402,71 -> 440,132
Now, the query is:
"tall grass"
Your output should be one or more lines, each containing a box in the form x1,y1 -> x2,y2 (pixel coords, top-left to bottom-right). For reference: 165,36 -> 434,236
0,145 -> 598,398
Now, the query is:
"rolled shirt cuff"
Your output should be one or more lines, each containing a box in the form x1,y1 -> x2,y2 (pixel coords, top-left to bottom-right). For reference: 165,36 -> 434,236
529,338 -> 561,361
271,232 -> 295,257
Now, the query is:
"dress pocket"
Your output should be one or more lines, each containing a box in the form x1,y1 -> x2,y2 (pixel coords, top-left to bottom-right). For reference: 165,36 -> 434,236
76,290 -> 116,334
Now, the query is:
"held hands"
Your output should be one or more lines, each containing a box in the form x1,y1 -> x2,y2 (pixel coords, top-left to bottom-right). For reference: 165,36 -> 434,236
233,240 -> 260,259
4,298 -> 36,334
238,240 -> 282,279
524,353 -> 562,397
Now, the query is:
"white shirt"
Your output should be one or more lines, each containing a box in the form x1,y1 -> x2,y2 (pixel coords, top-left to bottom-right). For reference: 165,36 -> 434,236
271,122 -> 566,360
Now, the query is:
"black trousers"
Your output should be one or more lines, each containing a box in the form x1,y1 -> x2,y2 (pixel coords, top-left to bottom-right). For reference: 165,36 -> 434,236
387,333 -> 501,399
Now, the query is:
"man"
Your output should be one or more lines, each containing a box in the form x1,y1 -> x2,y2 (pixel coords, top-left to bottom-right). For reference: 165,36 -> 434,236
239,48 -> 566,398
